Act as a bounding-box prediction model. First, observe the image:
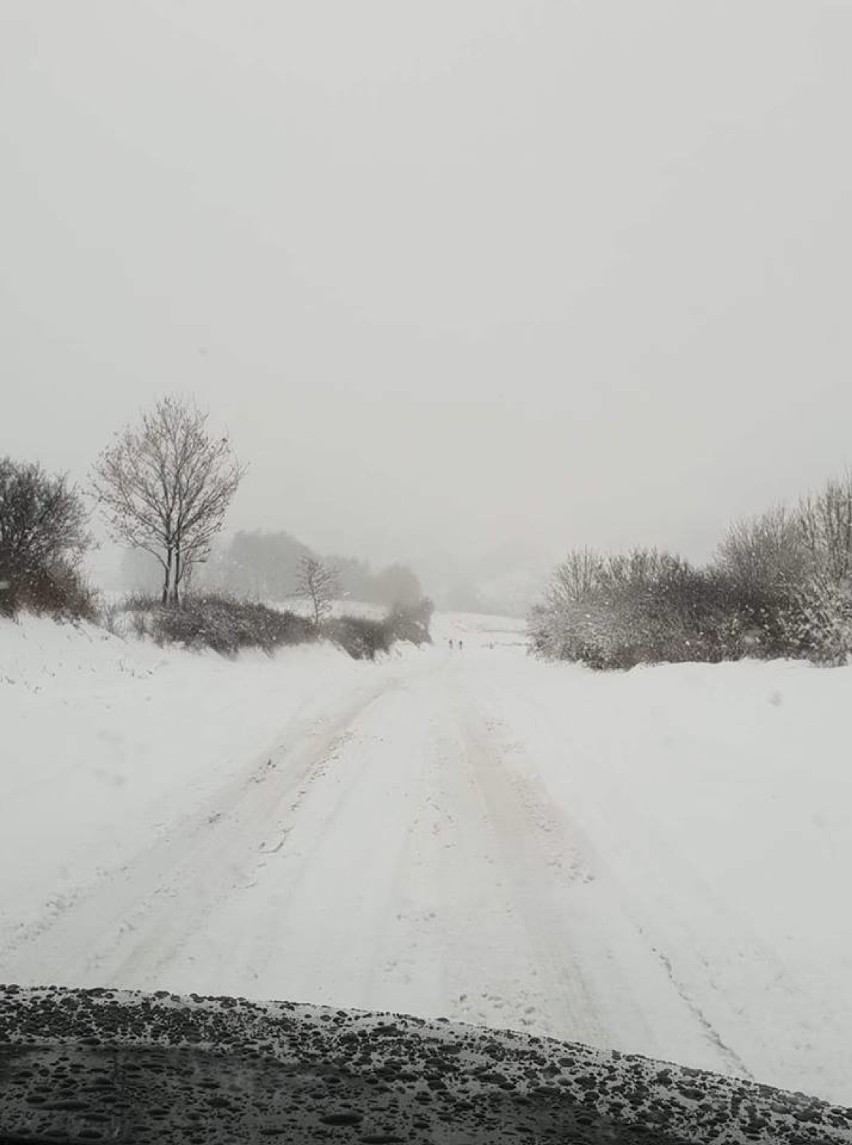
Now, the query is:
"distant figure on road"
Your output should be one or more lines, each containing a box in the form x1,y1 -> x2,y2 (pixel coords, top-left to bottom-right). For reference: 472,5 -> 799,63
449,638 -> 454,651
458,640 -> 464,652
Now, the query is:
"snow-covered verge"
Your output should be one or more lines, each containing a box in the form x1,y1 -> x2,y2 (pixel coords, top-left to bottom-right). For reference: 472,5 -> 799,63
454,642 -> 852,1101
2,985 -> 850,1144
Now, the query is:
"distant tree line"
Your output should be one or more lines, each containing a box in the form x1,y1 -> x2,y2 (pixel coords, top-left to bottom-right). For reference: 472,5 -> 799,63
530,470 -> 852,669
201,531 -> 425,611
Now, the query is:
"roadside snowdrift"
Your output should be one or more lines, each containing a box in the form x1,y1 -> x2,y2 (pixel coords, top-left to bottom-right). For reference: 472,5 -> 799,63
0,615 -> 397,938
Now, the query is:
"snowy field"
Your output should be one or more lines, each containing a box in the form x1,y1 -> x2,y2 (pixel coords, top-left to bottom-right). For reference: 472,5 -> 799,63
1,610 -> 851,1107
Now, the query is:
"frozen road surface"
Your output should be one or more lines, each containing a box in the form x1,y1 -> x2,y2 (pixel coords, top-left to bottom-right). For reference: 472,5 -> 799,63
2,612 -> 852,1106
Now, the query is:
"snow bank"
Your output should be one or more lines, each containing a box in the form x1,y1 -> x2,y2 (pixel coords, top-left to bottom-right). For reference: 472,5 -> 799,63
0,615 -> 375,939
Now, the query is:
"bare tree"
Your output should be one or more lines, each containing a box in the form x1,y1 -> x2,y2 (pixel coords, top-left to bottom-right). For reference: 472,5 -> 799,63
716,504 -> 809,592
797,472 -> 852,587
0,458 -> 90,614
528,548 -> 604,661
295,555 -> 339,628
92,397 -> 244,606
546,548 -> 604,607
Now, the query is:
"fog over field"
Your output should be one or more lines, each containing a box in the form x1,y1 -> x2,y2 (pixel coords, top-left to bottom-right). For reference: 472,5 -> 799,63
3,2 -> 852,592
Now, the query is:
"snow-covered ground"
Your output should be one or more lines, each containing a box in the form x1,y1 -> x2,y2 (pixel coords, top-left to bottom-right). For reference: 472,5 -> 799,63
1,611 -> 851,1107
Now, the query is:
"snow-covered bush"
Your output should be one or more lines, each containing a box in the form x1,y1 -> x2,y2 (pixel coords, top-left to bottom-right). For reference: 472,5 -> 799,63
324,597 -> 433,659
0,457 -> 95,620
386,596 -> 434,646
324,615 -> 394,660
789,577 -> 852,665
119,593 -> 314,655
533,470 -> 852,670
15,560 -> 100,622
529,548 -> 807,669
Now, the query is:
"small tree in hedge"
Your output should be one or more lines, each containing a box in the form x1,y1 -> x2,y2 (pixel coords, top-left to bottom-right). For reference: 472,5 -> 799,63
295,555 -> 339,628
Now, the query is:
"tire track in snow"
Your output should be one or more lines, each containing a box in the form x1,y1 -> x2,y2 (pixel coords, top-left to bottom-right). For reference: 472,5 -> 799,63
177,670 -> 446,1009
451,682 -> 608,1049
651,944 -> 754,1081
464,675 -> 776,1081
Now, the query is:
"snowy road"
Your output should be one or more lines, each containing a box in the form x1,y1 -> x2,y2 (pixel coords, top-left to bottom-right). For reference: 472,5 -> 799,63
6,646 -> 615,1045
2,613 -> 852,1106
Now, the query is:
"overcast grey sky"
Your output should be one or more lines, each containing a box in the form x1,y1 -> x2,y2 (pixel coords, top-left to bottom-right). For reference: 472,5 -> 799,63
3,1 -> 852,583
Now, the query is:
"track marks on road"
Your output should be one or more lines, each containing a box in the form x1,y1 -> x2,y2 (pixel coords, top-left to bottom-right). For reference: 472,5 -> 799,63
0,668 -> 414,989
